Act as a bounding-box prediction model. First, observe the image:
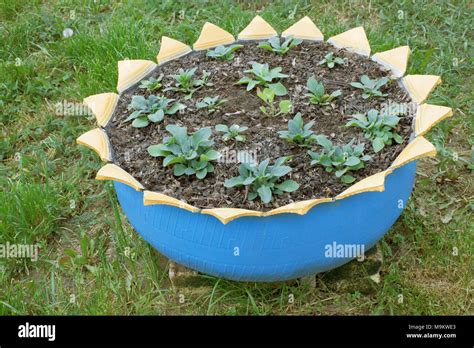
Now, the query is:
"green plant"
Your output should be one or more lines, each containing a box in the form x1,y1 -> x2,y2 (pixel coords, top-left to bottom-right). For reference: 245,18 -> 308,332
147,125 -> 220,179
206,44 -> 243,60
195,96 -> 227,112
224,157 -> 299,203
215,124 -> 248,142
165,68 -> 212,99
236,62 -> 288,95
308,136 -> 371,183
257,35 -> 302,55
278,112 -> 317,147
345,108 -> 403,152
257,87 -> 292,117
305,76 -> 342,106
63,233 -> 98,275
124,95 -> 185,128
139,74 -> 164,91
318,52 -> 346,68
350,75 -> 389,99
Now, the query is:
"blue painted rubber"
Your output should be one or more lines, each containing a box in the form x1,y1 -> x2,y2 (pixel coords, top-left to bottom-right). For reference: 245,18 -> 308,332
114,161 -> 416,282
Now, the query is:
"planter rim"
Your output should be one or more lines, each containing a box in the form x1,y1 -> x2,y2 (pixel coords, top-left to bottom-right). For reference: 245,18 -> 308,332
77,15 -> 452,224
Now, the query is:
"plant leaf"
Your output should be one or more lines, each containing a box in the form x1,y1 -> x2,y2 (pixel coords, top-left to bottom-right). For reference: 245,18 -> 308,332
342,175 -> 356,184
279,100 -> 292,113
344,156 -> 361,167
173,164 -> 187,176
257,185 -> 272,203
215,124 -> 228,132
268,82 -> 287,96
316,135 -> 332,149
148,109 -> 164,123
224,176 -> 243,187
270,165 -> 292,177
373,137 -> 385,152
196,169 -> 207,179
201,149 -> 220,161
132,117 -> 149,128
276,180 -> 299,192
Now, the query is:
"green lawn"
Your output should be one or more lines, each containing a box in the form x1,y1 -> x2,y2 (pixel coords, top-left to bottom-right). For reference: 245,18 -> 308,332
0,0 -> 472,315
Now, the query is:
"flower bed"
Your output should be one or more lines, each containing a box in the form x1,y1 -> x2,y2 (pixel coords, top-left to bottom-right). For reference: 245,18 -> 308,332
107,40 -> 413,210
77,16 -> 453,281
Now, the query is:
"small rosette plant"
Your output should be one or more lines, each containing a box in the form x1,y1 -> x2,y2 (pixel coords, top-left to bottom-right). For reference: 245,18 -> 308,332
165,68 -> 212,99
308,136 -> 371,184
346,108 -> 403,152
224,157 -> 299,204
215,124 -> 248,142
125,95 -> 185,128
139,75 -> 164,91
206,44 -> 243,60
147,125 -> 220,179
257,35 -> 302,55
350,75 -> 389,99
305,76 -> 342,107
195,96 -> 227,112
278,112 -> 317,147
318,52 -> 346,69
236,62 -> 288,95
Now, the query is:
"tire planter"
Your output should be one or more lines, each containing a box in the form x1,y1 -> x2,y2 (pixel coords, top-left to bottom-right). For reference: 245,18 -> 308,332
77,16 -> 453,281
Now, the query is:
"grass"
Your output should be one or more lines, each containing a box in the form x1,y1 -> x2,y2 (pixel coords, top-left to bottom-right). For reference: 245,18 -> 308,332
0,0 -> 472,315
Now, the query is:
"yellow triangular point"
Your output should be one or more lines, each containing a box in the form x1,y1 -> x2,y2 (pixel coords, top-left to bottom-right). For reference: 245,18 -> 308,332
143,191 -> 200,213
238,15 -> 277,40
96,164 -> 144,191
83,93 -> 118,127
402,75 -> 442,104
415,104 -> 453,136
193,22 -> 235,50
76,128 -> 111,162
117,60 -> 157,93
282,16 -> 324,41
336,170 -> 392,200
264,198 -> 332,216
372,46 -> 411,78
391,136 -> 437,169
157,36 -> 192,64
201,208 -> 263,224
327,26 -> 371,57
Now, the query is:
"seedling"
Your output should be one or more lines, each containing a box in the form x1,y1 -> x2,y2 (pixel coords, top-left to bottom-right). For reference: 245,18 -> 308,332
346,108 -> 403,152
147,125 -> 220,179
224,156 -> 299,203
257,87 -> 292,117
236,62 -> 288,95
195,96 -> 227,112
165,68 -> 212,99
278,112 -> 317,147
124,95 -> 185,128
305,76 -> 342,107
350,75 -> 389,99
139,74 -> 164,91
257,35 -> 302,55
308,136 -> 371,184
206,44 -> 243,60
215,124 -> 248,142
318,52 -> 346,69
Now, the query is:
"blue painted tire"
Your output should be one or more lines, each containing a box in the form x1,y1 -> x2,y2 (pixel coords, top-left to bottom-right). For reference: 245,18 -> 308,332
114,161 -> 416,282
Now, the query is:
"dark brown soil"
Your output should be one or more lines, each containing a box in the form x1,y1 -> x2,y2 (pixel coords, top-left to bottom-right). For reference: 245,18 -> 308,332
106,41 -> 414,211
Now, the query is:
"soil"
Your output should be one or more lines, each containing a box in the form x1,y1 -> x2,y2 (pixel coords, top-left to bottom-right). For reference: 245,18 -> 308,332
106,41 -> 414,211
